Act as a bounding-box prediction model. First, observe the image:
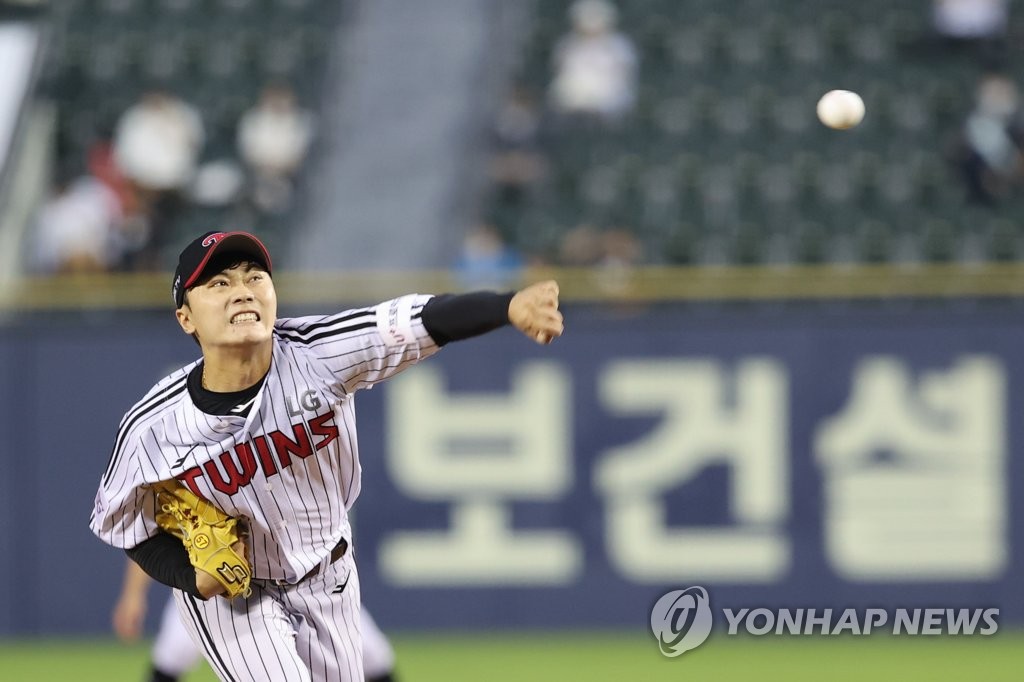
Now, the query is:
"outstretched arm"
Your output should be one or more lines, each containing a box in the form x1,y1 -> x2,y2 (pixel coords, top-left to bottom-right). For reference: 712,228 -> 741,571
421,280 -> 564,346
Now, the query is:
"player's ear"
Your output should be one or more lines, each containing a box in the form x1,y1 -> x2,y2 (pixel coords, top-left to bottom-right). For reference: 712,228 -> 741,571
176,306 -> 195,335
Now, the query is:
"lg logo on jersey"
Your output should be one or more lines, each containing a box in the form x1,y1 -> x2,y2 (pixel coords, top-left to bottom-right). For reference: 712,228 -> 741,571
286,389 -> 322,417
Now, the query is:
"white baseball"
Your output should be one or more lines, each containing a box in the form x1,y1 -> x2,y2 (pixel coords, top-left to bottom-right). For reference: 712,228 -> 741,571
816,89 -> 865,130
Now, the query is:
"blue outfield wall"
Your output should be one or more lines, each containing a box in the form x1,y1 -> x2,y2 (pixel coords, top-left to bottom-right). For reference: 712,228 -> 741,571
1,301 -> 1022,635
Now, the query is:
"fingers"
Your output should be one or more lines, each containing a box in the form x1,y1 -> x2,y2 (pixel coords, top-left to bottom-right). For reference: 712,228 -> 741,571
531,280 -> 560,308
531,308 -> 564,345
112,592 -> 145,641
112,606 -> 142,641
196,569 -> 227,599
509,280 -> 564,344
538,279 -> 559,296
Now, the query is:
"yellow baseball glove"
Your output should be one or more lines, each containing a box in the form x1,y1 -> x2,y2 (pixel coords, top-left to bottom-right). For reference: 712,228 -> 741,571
151,480 -> 252,599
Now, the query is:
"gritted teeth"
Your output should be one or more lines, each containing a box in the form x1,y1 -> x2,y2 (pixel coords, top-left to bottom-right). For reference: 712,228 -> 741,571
231,312 -> 259,324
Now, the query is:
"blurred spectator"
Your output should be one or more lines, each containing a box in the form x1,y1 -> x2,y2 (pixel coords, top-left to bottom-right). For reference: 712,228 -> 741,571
189,159 -> 247,209
597,226 -> 643,295
557,223 -> 643,297
87,128 -> 138,218
953,73 -> 1024,205
549,0 -> 638,125
602,226 -> 643,268
113,90 -> 204,196
112,90 -> 204,261
237,83 -> 314,215
931,0 -> 1008,65
558,223 -> 643,267
454,223 -> 524,290
85,131 -> 154,269
32,169 -> 125,274
558,223 -> 605,266
489,85 -> 546,207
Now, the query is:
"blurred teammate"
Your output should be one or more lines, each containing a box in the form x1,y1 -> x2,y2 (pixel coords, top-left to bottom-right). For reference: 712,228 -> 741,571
112,561 -> 398,682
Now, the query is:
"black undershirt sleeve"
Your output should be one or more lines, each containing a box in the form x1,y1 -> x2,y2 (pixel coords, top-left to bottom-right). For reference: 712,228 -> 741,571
125,532 -> 204,599
420,291 -> 515,346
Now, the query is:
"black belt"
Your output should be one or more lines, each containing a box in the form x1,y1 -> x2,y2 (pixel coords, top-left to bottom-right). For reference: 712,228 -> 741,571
272,537 -> 348,587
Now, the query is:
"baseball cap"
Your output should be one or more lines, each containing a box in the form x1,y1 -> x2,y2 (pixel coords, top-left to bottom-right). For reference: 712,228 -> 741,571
172,231 -> 273,308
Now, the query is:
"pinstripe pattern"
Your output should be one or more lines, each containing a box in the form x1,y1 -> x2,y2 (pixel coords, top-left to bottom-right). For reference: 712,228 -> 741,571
174,555 -> 362,681
154,592 -> 393,679
101,374 -> 190,486
180,593 -> 239,682
92,294 -> 436,681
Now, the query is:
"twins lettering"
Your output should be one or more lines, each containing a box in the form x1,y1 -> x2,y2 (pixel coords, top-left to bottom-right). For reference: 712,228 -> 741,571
177,410 -> 340,496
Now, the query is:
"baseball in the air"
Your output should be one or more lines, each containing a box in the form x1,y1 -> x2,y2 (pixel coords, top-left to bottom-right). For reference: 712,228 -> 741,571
816,89 -> 865,130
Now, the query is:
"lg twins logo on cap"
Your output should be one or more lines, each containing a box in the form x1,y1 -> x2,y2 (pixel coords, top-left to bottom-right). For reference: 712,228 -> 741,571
202,232 -> 226,247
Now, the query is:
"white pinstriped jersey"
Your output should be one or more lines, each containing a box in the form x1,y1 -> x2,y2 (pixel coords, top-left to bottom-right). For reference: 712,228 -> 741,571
90,294 -> 438,583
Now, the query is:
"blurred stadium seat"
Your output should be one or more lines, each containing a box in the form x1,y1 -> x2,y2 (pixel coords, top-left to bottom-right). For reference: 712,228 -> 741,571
484,0 -> 1024,266
38,0 -> 343,268
27,0 -> 1024,270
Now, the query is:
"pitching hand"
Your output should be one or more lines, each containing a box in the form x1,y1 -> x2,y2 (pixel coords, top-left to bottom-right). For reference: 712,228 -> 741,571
509,280 -> 563,345
196,538 -> 248,599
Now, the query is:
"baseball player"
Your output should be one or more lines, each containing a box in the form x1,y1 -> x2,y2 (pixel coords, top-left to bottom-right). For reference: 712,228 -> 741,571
90,230 -> 563,681
112,562 -> 398,682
